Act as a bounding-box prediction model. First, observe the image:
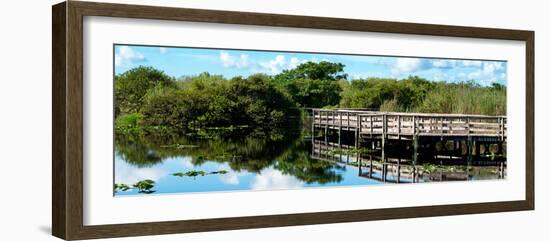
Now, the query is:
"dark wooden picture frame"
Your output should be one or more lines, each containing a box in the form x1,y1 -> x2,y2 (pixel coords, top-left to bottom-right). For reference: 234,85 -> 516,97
52,1 -> 534,240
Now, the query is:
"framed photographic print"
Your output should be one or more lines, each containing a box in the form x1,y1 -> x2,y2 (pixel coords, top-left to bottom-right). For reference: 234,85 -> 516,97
52,1 -> 534,240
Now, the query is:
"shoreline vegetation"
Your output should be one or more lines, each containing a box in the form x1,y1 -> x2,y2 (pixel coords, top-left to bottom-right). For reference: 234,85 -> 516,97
114,61 -> 506,137
114,60 -> 507,195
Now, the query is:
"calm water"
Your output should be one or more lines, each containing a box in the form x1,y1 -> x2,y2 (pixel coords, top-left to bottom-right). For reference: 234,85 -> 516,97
114,130 -> 505,196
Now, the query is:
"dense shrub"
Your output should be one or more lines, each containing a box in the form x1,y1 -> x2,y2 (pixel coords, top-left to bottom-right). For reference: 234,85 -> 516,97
114,63 -> 507,137
115,66 -> 175,116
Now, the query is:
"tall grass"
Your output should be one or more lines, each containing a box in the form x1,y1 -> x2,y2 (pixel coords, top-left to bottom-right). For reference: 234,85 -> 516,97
340,77 -> 506,116
411,83 -> 506,115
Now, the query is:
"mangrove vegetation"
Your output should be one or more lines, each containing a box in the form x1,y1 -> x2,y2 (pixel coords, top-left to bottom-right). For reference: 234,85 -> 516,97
115,61 -> 506,138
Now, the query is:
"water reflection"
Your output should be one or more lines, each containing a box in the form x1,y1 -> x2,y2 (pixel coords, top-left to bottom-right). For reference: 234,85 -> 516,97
311,139 -> 506,184
115,129 -> 505,196
114,132 -> 366,195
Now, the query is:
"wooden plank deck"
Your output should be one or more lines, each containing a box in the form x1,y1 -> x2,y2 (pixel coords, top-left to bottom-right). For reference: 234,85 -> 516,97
312,109 -> 507,140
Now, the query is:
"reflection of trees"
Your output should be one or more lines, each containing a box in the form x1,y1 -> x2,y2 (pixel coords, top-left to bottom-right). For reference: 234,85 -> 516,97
116,127 -> 345,185
274,139 -> 344,184
115,135 -> 163,167
189,135 -> 294,173
115,131 -> 296,172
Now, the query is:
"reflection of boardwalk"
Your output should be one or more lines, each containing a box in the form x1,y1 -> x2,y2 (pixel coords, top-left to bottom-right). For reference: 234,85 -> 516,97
311,140 -> 506,184
311,109 -> 507,165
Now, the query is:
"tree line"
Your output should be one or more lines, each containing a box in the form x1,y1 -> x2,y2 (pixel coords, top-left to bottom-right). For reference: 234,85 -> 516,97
114,61 -> 506,136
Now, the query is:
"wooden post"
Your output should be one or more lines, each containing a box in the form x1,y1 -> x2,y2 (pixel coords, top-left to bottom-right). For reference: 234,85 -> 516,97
397,115 -> 401,139
412,115 -> 418,165
466,117 -> 471,137
382,163 -> 387,182
338,112 -> 342,148
369,155 -> 373,178
475,140 -> 480,157
503,117 -> 505,141
413,135 -> 418,166
369,115 -> 373,138
467,136 -> 473,165
357,156 -> 362,175
355,129 -> 359,150
355,114 -> 361,149
358,114 -> 362,134
324,112 -> 328,144
440,117 -> 444,137
449,117 -> 453,134
397,159 -> 401,183
346,149 -> 350,164
382,114 -> 387,162
412,166 -> 416,183
311,109 -> 315,141
346,112 -> 350,131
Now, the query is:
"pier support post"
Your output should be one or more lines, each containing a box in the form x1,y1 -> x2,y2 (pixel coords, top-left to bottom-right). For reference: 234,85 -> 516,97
412,136 -> 418,166
475,140 -> 480,157
381,137 -> 385,163
324,124 -> 328,143
311,109 -> 315,141
369,155 -> 373,178
397,159 -> 401,183
499,161 -> 506,179
466,137 -> 473,166
338,112 -> 342,148
355,128 -> 359,150
497,142 -> 504,155
382,163 -> 387,182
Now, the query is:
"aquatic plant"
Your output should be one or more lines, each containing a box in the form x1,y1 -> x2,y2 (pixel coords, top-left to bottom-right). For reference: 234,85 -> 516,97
172,170 -> 228,178
114,180 -> 156,194
209,170 -> 228,175
113,183 -> 131,192
133,179 -> 156,194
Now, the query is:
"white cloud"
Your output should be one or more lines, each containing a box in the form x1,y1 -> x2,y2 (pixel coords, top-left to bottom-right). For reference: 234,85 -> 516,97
217,52 -> 312,74
115,46 -> 145,66
159,47 -> 168,54
431,60 -> 457,68
179,157 -> 196,169
289,57 -> 303,69
391,58 -> 424,76
251,167 -> 303,190
462,60 -> 483,67
114,157 -> 168,185
220,172 -> 240,185
215,163 -> 241,185
219,51 -> 250,68
350,72 -> 386,79
257,55 -> 309,74
259,55 -> 287,74
466,62 -> 506,85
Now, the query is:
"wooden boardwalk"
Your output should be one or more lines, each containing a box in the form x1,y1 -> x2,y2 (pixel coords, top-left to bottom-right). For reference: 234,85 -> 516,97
311,109 -> 507,165
312,109 -> 507,140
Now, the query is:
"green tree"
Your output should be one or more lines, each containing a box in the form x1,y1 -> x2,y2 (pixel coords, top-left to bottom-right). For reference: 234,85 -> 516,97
227,74 -> 300,131
139,86 -> 208,133
284,78 -> 342,108
115,66 -> 174,116
274,61 -> 347,107
274,61 -> 347,84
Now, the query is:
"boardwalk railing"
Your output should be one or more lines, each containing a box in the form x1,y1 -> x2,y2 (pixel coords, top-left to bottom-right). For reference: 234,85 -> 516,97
312,109 -> 507,140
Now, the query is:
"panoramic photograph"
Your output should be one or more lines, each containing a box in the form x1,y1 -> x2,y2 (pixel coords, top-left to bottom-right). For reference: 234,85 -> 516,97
113,44 -> 507,196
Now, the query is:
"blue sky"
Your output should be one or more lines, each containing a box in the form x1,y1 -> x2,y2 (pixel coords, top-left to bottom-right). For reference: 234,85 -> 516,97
114,44 -> 507,86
